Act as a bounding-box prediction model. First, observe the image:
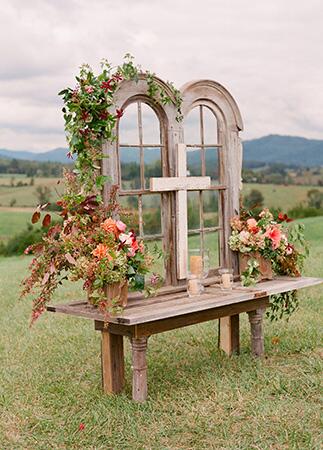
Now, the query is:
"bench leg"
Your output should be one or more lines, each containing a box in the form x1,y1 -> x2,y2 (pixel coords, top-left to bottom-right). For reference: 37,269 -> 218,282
219,315 -> 240,355
131,337 -> 148,402
101,330 -> 125,393
248,308 -> 265,357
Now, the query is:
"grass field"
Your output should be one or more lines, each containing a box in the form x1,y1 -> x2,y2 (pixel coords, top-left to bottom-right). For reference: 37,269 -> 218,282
0,177 -> 62,207
242,183 -> 323,211
0,217 -> 322,449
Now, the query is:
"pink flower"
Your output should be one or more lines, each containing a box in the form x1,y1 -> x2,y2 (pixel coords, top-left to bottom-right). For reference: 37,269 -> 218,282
239,230 -> 250,244
246,218 -> 259,234
264,226 -> 282,249
286,244 -> 294,255
119,233 -> 132,246
116,220 -> 126,232
85,85 -> 94,93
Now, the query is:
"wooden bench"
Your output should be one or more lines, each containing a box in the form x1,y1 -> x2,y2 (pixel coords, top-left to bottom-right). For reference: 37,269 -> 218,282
47,276 -> 322,402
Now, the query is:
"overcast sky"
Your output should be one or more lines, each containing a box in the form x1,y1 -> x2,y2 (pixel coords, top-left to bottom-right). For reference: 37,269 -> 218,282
1,0 -> 323,152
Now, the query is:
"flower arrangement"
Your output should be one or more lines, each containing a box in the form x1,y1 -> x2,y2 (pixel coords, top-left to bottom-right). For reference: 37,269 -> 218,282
20,55 -> 180,324
21,185 -> 162,324
229,208 -> 309,320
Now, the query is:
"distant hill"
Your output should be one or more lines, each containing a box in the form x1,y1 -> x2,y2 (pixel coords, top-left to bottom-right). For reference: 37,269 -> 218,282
1,135 -> 322,167
243,135 -> 323,167
0,148 -> 69,163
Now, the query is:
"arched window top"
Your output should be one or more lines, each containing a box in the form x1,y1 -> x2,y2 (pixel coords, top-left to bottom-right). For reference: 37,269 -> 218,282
181,79 -> 243,132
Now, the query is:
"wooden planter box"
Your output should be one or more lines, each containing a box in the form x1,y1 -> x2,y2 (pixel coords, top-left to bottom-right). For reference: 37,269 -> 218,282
239,252 -> 273,281
88,281 -> 128,308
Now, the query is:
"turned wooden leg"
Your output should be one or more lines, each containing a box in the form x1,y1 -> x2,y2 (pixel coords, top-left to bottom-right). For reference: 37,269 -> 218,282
219,315 -> 240,355
248,308 -> 265,357
101,330 -> 125,393
131,337 -> 148,402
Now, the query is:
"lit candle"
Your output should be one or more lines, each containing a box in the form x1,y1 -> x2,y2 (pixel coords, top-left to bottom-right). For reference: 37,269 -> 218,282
190,255 -> 203,276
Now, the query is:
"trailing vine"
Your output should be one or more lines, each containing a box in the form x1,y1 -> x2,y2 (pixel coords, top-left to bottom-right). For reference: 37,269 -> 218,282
58,54 -> 183,207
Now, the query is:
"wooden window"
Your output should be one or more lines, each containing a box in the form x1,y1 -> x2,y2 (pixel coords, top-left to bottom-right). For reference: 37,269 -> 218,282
185,105 -> 225,273
118,100 -> 165,278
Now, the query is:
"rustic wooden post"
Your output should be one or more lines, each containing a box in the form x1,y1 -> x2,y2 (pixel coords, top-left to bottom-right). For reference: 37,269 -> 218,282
131,336 -> 148,402
101,330 -> 125,393
219,315 -> 240,355
247,307 -> 266,357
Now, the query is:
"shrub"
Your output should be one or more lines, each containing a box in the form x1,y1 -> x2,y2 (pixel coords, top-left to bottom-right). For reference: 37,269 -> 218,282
288,203 -> 323,219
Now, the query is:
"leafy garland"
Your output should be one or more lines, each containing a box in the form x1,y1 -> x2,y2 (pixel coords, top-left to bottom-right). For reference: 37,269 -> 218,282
58,54 -> 182,205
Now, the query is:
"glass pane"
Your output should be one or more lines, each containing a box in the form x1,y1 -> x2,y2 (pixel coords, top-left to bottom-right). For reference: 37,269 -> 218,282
204,232 -> 220,268
141,103 -> 161,144
187,148 -> 201,177
188,233 -> 202,254
142,194 -> 162,235
203,191 -> 218,228
205,147 -> 219,185
120,146 -> 140,190
146,239 -> 164,279
184,107 -> 200,144
119,195 -> 139,234
203,107 -> 218,145
188,191 -> 200,230
118,102 -> 139,145
144,147 -> 162,189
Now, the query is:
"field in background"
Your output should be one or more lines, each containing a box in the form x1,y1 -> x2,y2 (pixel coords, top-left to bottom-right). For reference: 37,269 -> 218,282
0,216 -> 322,448
242,183 -> 323,211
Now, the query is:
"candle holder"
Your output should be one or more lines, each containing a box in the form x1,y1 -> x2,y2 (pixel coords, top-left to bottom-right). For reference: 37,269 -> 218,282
219,268 -> 233,291
187,249 -> 209,297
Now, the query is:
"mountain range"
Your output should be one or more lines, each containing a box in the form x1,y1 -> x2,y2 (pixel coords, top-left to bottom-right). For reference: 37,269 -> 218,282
0,135 -> 322,167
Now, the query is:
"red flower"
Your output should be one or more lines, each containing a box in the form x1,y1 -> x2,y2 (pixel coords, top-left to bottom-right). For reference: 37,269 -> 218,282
115,109 -> 124,119
99,111 -> 108,120
113,73 -> 123,81
101,80 -> 113,92
78,423 -> 85,431
81,110 -> 90,121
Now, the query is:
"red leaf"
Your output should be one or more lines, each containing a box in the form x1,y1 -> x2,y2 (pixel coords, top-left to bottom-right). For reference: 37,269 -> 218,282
78,423 -> 85,431
42,214 -> 51,227
31,211 -> 40,224
65,253 -> 76,265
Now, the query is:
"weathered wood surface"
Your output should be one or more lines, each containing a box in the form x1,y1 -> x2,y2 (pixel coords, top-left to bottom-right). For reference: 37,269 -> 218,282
248,308 -> 266,357
47,276 -> 323,326
219,315 -> 240,355
131,337 -> 148,402
101,330 -> 125,393
150,176 -> 211,191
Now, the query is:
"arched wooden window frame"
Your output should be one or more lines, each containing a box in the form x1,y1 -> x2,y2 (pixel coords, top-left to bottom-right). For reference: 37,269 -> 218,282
181,80 -> 244,274
102,75 -> 243,286
102,74 -> 181,285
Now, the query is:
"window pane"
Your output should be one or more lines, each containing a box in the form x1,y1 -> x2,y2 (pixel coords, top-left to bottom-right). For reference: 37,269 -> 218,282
203,107 -> 218,144
205,147 -> 219,185
203,191 -> 218,228
188,191 -> 200,230
119,195 -> 139,234
119,102 -> 139,145
120,146 -> 140,190
204,231 -> 220,268
144,147 -> 162,189
141,103 -> 161,144
187,148 -> 201,176
146,239 -> 164,278
184,107 -> 200,144
142,194 -> 162,235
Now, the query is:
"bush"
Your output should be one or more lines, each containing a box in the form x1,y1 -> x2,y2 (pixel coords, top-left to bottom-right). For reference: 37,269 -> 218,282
0,220 -> 62,256
287,203 -> 323,219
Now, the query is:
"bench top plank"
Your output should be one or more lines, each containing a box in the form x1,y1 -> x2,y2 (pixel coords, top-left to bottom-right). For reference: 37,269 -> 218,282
47,276 -> 323,326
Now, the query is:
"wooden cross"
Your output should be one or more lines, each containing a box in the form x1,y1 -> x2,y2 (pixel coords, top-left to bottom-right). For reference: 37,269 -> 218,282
150,144 -> 211,279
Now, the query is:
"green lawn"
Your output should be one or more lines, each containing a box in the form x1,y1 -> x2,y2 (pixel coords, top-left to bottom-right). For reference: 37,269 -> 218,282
0,217 -> 322,448
0,210 -> 40,243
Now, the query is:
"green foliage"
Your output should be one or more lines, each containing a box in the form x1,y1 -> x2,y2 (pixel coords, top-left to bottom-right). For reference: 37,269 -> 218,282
241,258 -> 260,286
243,188 -> 264,210
267,290 -> 299,322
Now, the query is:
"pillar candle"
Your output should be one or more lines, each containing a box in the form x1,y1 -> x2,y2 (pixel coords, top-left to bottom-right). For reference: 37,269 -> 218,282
190,255 -> 203,276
